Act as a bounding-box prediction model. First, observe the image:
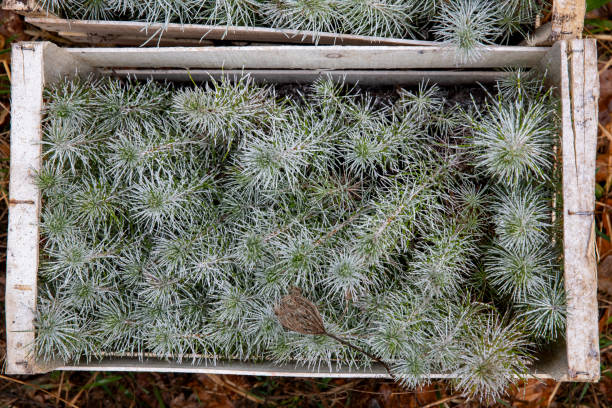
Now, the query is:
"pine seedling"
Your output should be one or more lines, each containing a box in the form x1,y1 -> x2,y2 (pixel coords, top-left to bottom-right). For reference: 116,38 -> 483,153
40,205 -> 79,248
210,281 -> 253,328
426,301 -> 480,372
468,92 -> 556,183
234,120 -> 329,194
518,279 -> 566,341
33,162 -> 67,196
366,289 -> 432,362
342,122 -> 403,179
115,245 -> 149,286
96,297 -> 142,353
34,295 -> 85,363
308,171 -> 365,213
496,68 -> 548,101
177,290 -> 209,322
44,77 -> 94,127
107,0 -> 141,16
146,313 -> 209,363
171,75 -> 273,147
186,235 -> 231,287
432,0 -> 502,62
351,165 -> 446,265
323,250 -> 372,302
484,243 -> 554,301
368,318 -> 415,361
104,130 -> 151,183
153,229 -> 198,271
452,313 -> 531,403
453,181 -> 488,213
244,303 -> 286,353
495,0 -> 543,41
492,184 -> 550,251
396,82 -> 444,123
91,78 -> 170,133
338,0 -> 417,38
392,352 -> 431,388
73,0 -> 116,20
41,119 -> 94,172
261,0 -> 340,35
43,234 -> 115,281
270,229 -> 325,290
73,174 -> 122,229
128,169 -> 211,231
36,0 -> 67,15
63,272 -> 114,313
205,0 -> 262,26
132,0 -> 206,25
407,225 -> 476,299
137,266 -> 186,309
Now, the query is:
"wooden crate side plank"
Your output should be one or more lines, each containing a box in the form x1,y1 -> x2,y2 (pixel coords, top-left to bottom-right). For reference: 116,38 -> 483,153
562,39 -> 600,382
100,69 -> 513,85
53,358 -> 558,380
5,42 -> 44,375
533,40 -> 570,381
24,17 -> 435,46
67,46 -> 548,70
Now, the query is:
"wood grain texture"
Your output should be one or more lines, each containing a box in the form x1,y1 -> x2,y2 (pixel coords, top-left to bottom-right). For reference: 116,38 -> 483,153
6,42 -> 44,375
561,38 -> 600,382
66,46 -> 548,70
552,0 -> 586,41
25,17 -> 435,47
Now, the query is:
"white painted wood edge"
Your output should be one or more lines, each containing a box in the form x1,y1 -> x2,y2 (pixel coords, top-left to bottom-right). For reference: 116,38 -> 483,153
5,42 -> 44,375
561,39 -> 600,382
24,16 -> 435,46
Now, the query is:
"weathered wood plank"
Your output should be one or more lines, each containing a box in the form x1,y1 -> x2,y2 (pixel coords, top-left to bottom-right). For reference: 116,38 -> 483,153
562,38 -> 600,382
67,46 -> 549,70
6,42 -> 44,375
25,17 -> 435,47
102,69 -> 513,85
552,0 -> 586,41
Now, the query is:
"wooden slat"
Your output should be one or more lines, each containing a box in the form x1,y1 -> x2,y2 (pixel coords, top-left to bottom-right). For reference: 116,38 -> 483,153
552,0 -> 586,41
561,38 -> 600,382
6,42 -> 44,375
102,69 -> 513,85
67,46 -> 549,70
25,17 -> 435,47
56,31 -> 215,47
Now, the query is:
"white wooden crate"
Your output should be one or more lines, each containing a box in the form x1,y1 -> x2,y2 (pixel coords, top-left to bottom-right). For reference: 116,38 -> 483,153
7,41 -> 600,381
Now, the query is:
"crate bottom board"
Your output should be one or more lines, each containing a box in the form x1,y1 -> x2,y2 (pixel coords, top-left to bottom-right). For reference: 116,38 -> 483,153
40,341 -> 568,380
